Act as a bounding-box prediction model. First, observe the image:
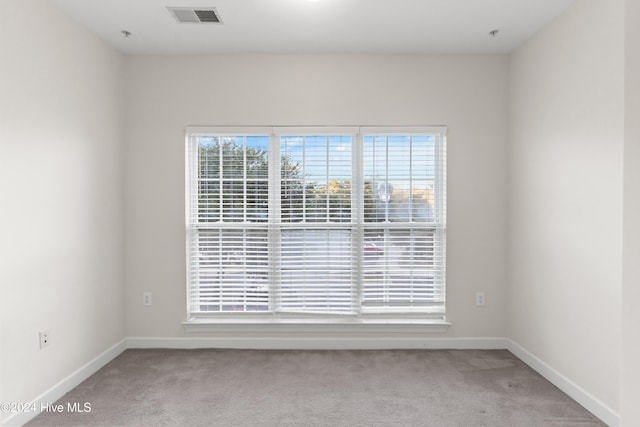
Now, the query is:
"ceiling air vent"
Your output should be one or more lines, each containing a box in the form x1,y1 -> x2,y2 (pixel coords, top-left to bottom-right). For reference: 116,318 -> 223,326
167,7 -> 222,24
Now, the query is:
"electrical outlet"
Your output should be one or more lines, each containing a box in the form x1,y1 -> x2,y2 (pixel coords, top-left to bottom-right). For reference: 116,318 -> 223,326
39,329 -> 50,349
475,292 -> 486,307
143,292 -> 152,306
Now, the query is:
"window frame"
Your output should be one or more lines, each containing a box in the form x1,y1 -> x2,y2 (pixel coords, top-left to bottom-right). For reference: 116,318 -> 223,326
185,126 -> 448,330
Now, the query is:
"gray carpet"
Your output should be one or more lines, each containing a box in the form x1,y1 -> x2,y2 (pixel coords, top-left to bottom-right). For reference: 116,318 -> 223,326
27,349 -> 604,427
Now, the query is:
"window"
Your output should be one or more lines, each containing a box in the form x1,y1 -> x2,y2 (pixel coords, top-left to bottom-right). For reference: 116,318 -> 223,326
186,126 -> 446,322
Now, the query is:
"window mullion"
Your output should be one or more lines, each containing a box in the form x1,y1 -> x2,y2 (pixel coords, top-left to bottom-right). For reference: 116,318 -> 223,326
243,136 -> 247,223
353,131 -> 364,313
385,137 -> 390,221
268,131 -> 281,313
409,136 -> 413,222
435,133 -> 447,304
436,133 -> 447,224
218,138 -> 223,222
302,138 -> 306,220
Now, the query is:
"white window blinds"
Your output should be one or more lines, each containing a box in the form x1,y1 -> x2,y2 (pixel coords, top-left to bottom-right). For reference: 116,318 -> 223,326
279,135 -> 355,313
361,134 -> 446,313
186,127 -> 446,319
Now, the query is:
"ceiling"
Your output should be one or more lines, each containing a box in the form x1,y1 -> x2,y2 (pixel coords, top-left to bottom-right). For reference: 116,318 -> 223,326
49,0 -> 576,55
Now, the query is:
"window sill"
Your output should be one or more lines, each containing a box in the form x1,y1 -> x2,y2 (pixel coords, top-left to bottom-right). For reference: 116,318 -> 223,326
182,317 -> 451,334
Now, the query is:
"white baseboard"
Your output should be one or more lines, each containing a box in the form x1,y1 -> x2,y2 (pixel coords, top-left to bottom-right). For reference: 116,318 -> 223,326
126,336 -> 508,350
506,339 -> 619,427
1,339 -> 127,427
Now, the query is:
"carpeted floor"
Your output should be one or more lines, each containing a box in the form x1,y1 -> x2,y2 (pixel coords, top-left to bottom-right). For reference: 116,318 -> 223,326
27,349 -> 604,427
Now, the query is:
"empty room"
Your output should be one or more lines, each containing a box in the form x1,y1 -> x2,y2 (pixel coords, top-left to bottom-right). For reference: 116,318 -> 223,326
1,0 -> 638,426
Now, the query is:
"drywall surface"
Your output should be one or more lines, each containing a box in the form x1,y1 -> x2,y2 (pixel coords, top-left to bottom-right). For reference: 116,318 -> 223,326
0,0 -> 125,418
622,0 -> 640,424
124,54 -> 509,339
508,0 -> 623,414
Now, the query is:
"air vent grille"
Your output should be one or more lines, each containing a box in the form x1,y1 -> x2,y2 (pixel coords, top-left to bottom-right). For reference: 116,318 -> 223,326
194,10 -> 220,23
167,7 -> 222,24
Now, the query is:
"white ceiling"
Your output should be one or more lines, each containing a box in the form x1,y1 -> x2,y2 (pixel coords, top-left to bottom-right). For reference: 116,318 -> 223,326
49,0 -> 576,55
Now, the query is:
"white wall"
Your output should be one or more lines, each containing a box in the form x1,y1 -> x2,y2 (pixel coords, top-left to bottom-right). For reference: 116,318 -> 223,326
508,0 -> 624,416
622,0 -> 640,424
124,54 -> 509,339
0,0 -> 125,420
